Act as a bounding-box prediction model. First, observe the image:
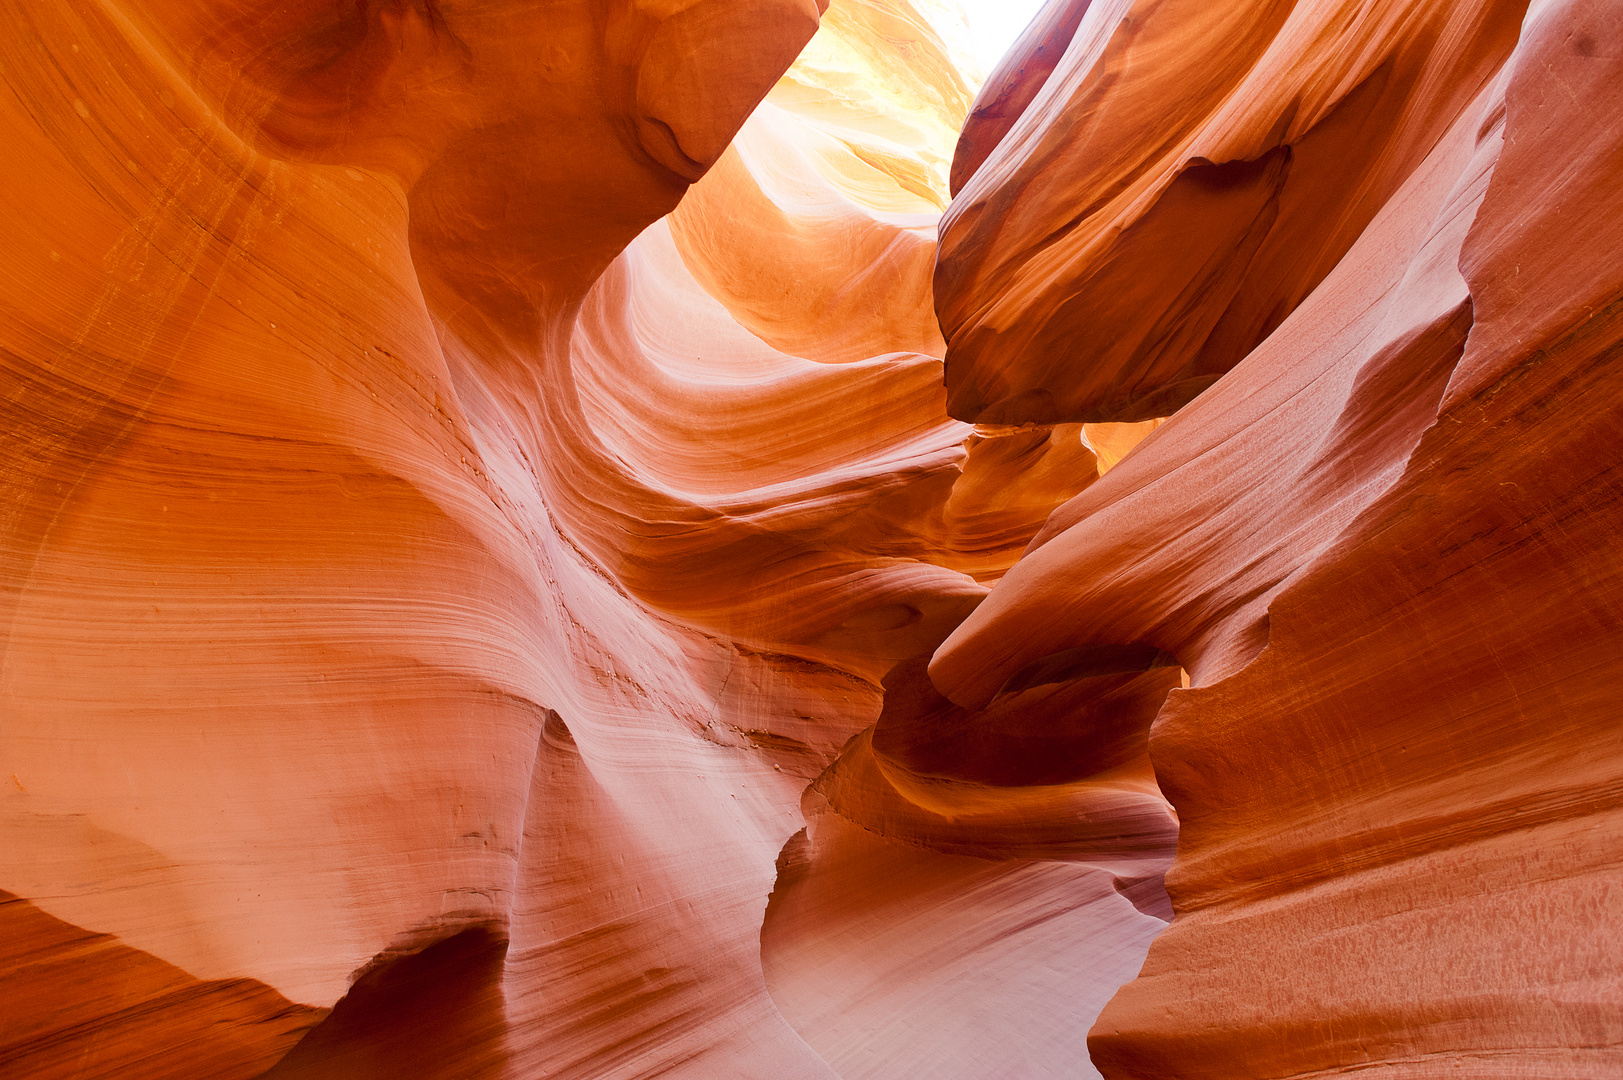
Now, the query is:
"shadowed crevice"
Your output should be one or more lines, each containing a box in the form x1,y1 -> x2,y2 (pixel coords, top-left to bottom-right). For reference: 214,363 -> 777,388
258,925 -> 511,1080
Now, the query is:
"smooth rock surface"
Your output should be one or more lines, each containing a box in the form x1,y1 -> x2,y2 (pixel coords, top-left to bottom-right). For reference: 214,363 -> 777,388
0,1 -> 1119,1076
936,0 -> 1623,1075
4,0 -> 1620,1075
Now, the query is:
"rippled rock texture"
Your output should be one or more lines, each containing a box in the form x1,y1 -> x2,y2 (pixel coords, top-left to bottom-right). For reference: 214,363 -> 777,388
938,0 -> 1623,1074
2,0 -> 1620,1077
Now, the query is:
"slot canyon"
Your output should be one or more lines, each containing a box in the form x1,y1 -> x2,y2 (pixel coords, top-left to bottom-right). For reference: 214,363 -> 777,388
1,0 -> 1619,1076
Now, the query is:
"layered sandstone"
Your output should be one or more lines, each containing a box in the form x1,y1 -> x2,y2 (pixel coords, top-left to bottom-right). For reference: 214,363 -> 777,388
0,1 -> 1127,1076
934,0 -> 1623,1074
3,0 -> 1620,1077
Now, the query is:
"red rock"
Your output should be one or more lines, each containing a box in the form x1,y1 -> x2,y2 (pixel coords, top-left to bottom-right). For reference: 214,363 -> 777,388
928,0 -> 1623,1074
1090,3 -> 1623,1072
948,0 -> 1093,196
762,813 -> 1166,1080
0,0 -> 864,1075
935,0 -> 1527,425
0,891 -> 320,1080
5,0 -> 1620,1074
0,0 -> 1104,1074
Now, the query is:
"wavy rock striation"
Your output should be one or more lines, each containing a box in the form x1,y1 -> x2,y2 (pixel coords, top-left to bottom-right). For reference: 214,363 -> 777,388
2,0 -> 1620,1076
934,0 -> 1623,1075
0,1 -> 1118,1076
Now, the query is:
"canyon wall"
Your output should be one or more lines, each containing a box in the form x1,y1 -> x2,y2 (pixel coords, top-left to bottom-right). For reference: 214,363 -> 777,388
935,0 -> 1623,1074
2,0 -> 1619,1078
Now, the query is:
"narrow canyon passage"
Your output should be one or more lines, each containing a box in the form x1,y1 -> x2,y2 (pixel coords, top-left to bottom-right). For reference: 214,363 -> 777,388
1,1 -> 1619,1078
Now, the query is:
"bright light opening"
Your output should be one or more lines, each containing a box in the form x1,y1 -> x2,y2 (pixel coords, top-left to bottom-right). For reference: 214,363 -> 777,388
959,0 -> 1051,79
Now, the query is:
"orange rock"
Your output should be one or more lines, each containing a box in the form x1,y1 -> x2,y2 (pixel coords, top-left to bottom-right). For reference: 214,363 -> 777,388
1092,3 -> 1623,1072
936,0 -> 1527,425
7,0 -> 1621,1074
0,891 -> 320,1080
0,0 -> 1102,1075
948,0 -> 1093,196
928,0 -> 1623,1074
0,0 -> 859,1075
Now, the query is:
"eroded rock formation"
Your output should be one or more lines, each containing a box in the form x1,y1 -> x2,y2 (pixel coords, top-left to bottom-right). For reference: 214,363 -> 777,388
934,0 -> 1623,1074
2,0 -> 1619,1077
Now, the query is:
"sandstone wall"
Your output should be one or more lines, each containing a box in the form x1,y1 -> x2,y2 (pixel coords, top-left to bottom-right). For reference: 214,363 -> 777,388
2,0 -> 1618,1077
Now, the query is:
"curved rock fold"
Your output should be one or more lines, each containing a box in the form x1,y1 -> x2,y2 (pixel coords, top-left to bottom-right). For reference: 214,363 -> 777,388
2,0 -> 1619,1076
